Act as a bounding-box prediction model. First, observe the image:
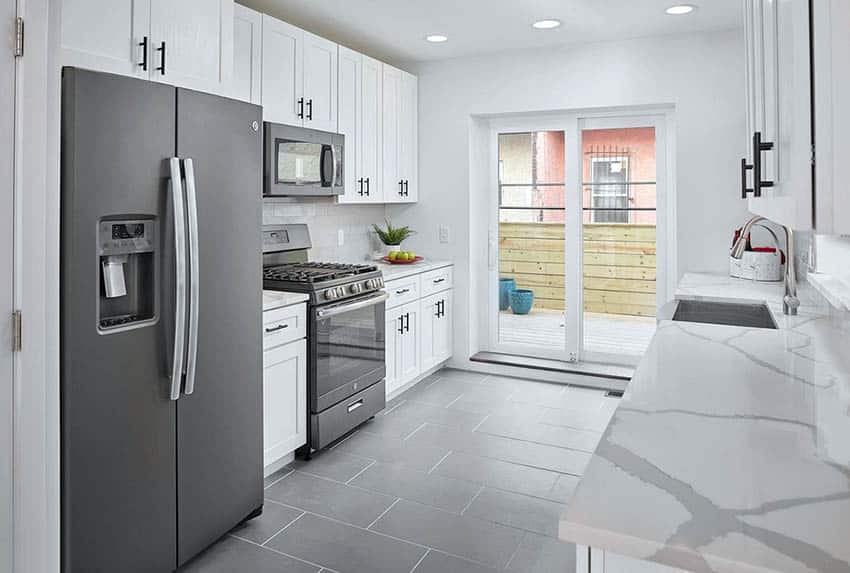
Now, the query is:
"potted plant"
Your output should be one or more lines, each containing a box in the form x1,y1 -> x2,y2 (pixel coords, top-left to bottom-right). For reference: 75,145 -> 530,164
372,219 -> 416,255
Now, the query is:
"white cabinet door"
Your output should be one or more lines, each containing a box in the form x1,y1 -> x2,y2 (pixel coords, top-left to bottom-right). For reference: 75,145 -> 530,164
60,0 -> 150,78
421,291 -> 452,371
233,4 -> 262,104
361,56 -> 383,201
744,0 -> 812,229
385,306 -> 403,395
262,15 -> 304,126
397,301 -> 421,385
398,71 -> 418,203
338,46 -> 363,202
303,32 -> 338,133
382,64 -> 403,202
263,339 -> 307,467
149,0 -> 233,94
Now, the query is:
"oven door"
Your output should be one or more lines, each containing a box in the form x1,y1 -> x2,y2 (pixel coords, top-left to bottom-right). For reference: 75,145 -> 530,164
311,291 -> 387,412
264,123 -> 343,197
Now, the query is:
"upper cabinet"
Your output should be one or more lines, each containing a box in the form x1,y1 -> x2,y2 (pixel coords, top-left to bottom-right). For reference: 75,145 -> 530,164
232,4 -> 262,105
261,15 -> 338,132
812,0 -> 850,234
742,0 -> 811,230
60,0 -> 233,95
382,65 -> 418,203
338,48 -> 384,203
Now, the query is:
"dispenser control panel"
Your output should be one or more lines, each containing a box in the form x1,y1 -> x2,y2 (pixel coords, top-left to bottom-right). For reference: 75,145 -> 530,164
98,220 -> 155,255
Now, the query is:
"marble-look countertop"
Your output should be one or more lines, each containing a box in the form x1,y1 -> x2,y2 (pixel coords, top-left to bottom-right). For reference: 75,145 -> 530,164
560,273 -> 850,573
262,290 -> 309,312
376,259 -> 452,281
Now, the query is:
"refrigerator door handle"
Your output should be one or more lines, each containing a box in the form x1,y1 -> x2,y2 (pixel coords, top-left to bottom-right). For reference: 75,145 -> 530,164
182,158 -> 200,396
169,157 -> 188,401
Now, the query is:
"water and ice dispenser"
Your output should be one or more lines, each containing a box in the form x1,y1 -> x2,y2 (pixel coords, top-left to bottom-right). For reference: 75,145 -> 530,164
97,218 -> 157,331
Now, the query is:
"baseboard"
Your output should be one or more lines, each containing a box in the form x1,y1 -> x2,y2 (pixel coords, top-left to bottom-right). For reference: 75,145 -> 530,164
263,452 -> 295,478
386,360 -> 449,402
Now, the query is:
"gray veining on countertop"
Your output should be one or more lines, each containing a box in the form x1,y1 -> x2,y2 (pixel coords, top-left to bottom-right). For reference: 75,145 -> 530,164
376,260 -> 453,281
263,290 -> 309,311
560,273 -> 850,573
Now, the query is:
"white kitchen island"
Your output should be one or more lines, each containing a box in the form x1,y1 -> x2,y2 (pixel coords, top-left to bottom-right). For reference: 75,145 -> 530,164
560,273 -> 850,573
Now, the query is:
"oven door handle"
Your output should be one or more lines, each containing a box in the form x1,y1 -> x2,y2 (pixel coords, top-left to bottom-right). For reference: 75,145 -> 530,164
315,291 -> 389,319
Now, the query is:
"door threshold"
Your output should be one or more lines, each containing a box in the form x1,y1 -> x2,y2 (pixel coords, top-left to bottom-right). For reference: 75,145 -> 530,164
470,351 -> 633,381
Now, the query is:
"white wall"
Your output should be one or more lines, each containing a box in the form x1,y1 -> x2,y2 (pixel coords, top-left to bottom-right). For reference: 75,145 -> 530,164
388,28 -> 748,365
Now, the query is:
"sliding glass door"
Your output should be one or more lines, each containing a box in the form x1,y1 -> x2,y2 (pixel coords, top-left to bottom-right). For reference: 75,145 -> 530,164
487,113 -> 669,366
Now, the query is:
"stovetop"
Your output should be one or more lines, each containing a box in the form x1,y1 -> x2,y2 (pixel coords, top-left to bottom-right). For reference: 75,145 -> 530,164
263,261 -> 385,305
263,262 -> 378,284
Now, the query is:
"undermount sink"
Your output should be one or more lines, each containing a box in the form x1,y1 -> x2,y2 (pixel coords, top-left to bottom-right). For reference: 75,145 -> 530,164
672,299 -> 778,329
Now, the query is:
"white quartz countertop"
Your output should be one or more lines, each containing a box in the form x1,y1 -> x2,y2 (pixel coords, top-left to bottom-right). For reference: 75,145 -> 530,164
560,273 -> 850,573
376,259 -> 452,281
263,290 -> 309,311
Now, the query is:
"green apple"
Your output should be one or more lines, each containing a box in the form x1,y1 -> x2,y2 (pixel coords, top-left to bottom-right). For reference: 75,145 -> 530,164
407,252 -> 416,260
388,251 -> 399,261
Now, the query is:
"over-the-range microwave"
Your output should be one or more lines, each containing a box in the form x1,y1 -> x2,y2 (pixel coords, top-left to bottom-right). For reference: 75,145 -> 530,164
264,122 -> 344,197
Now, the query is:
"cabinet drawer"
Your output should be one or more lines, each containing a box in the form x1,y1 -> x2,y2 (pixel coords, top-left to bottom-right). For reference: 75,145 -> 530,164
310,379 -> 386,450
263,303 -> 307,350
420,266 -> 453,297
385,275 -> 421,309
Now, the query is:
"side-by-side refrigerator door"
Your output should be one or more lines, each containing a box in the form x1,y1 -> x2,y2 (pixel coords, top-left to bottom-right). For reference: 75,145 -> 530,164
60,68 -> 177,573
175,88 -> 264,566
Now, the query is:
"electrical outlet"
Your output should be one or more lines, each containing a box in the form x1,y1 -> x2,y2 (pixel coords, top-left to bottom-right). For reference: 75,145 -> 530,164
337,229 -> 345,246
439,224 -> 450,244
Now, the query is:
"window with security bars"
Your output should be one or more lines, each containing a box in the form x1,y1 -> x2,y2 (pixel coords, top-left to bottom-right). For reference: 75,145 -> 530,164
498,131 -> 565,224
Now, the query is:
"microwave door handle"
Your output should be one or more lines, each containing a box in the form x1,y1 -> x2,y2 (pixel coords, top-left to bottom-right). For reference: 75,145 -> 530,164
168,158 -> 188,401
319,145 -> 331,187
182,158 -> 200,396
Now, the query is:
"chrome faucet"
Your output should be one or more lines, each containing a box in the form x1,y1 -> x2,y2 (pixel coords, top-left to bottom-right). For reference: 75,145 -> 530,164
731,215 -> 800,315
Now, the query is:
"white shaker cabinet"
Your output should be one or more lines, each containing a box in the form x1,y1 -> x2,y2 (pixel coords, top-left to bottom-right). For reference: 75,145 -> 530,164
742,0 -> 811,230
421,290 -> 452,372
60,0 -> 234,95
232,4 -> 262,104
382,65 -> 418,204
385,301 -> 421,396
338,48 -> 384,203
261,15 -> 338,130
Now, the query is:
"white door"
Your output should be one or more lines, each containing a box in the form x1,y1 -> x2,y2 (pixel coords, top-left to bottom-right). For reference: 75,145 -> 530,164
1,0 -> 15,567
262,340 -> 307,467
302,32 -> 337,133
261,15 -> 303,126
397,302 -> 420,384
149,0 -> 233,93
361,55 -> 383,201
385,306 -> 402,394
382,64 -> 402,202
232,4 -> 262,104
421,291 -> 452,371
60,0 -> 150,78
337,46 -> 362,202
398,71 -> 418,202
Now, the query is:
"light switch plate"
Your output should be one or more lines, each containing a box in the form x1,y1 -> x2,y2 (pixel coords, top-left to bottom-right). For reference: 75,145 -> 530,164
439,225 -> 450,244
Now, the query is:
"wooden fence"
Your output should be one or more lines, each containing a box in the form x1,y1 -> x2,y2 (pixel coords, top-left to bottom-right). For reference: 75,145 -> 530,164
499,222 -> 657,317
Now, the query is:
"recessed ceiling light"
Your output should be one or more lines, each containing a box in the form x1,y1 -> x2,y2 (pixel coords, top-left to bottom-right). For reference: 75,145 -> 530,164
665,4 -> 697,15
425,34 -> 448,43
532,19 -> 562,30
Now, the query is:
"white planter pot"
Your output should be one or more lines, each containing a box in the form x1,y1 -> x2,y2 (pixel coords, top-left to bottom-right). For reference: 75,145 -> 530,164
385,245 -> 402,255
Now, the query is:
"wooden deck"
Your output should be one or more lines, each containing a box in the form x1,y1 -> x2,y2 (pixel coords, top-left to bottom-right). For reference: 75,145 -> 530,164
499,222 -> 657,317
499,310 -> 656,357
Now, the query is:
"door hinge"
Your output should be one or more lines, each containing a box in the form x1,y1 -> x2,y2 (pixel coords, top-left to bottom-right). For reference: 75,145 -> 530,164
11,311 -> 21,352
14,17 -> 23,58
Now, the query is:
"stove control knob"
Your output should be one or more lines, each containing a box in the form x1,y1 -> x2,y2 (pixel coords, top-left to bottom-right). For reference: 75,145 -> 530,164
325,289 -> 339,300
337,287 -> 346,298
350,283 -> 363,295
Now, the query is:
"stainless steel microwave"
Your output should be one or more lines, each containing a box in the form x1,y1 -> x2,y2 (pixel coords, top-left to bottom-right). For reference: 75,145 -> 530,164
263,123 -> 344,197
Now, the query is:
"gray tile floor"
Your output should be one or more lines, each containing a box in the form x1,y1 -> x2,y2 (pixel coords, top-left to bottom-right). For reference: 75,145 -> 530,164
179,368 -> 619,573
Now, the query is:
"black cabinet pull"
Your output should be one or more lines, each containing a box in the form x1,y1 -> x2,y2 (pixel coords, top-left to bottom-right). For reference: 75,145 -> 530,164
265,324 -> 289,333
357,178 -> 364,196
397,316 -> 404,335
139,36 -> 149,71
399,180 -> 404,196
752,131 -> 774,197
365,177 -> 370,196
297,98 -> 305,119
741,158 -> 754,199
404,312 -> 410,333
395,288 -> 410,295
306,99 -> 313,121
155,41 -> 166,75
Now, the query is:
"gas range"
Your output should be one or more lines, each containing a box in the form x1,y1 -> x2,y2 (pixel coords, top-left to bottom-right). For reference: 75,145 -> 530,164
262,225 -> 385,305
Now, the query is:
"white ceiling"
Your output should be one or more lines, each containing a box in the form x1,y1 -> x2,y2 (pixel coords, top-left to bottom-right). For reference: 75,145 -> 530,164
238,0 -> 742,66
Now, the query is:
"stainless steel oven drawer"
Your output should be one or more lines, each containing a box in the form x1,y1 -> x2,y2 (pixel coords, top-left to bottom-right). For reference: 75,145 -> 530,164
310,379 -> 385,450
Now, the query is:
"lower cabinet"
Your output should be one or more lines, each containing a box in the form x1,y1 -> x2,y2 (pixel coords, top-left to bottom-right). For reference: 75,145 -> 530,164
384,265 -> 453,397
262,306 -> 307,469
421,290 -> 453,372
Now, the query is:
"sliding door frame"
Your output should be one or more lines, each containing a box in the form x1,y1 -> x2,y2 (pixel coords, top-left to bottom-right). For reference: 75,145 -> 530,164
484,107 -> 676,366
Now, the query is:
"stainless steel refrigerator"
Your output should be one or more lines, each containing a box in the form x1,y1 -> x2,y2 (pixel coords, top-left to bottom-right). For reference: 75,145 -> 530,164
61,68 -> 263,572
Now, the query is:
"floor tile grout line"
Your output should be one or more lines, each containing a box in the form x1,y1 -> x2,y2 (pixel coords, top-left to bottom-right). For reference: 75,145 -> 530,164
327,429 -> 358,451
229,530 -> 341,573
426,450 -> 452,475
263,468 -> 294,490
344,459 -> 377,484
470,413 -> 490,433
459,485 -> 485,516
381,398 -> 407,416
470,426 -> 599,454
366,497 -> 401,530
403,421 -> 429,441
503,532 -> 527,571
408,548 -> 431,573
443,392 -> 466,408
260,510 -> 306,547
